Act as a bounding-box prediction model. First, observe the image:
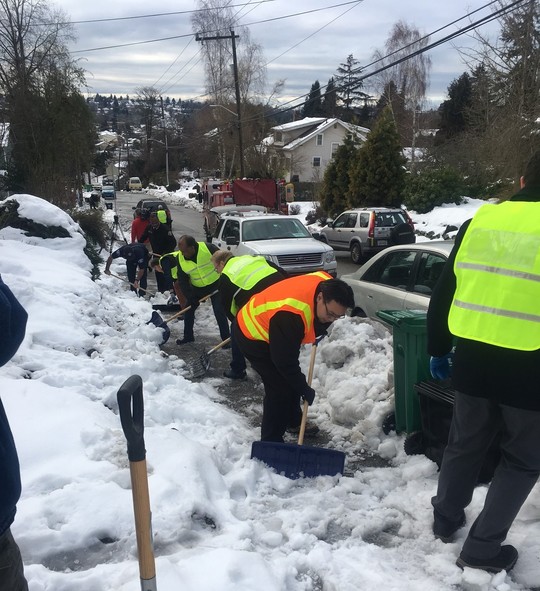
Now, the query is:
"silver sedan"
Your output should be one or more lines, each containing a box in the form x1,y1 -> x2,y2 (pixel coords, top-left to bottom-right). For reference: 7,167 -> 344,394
341,241 -> 454,321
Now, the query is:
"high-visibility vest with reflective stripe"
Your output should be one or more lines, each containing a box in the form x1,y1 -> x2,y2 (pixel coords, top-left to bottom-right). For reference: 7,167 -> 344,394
236,271 -> 332,344
177,242 -> 219,287
448,201 -> 540,350
156,210 -> 167,224
222,255 -> 279,316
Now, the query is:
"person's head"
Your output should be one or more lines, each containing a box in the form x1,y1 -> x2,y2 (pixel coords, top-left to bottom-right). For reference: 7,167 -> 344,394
134,208 -> 142,219
315,279 -> 355,324
211,250 -> 234,273
178,235 -> 198,258
149,212 -> 160,228
521,150 -> 540,190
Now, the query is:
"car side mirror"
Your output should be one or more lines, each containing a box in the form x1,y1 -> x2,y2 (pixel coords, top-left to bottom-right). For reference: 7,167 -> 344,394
225,236 -> 239,246
311,232 -> 322,241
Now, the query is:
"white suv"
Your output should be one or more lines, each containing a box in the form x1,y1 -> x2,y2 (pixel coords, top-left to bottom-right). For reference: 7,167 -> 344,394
212,212 -> 337,277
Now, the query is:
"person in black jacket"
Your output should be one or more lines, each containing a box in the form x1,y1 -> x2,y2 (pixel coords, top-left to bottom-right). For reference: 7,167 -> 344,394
104,243 -> 149,297
427,150 -> 540,574
0,276 -> 29,590
138,212 -> 177,293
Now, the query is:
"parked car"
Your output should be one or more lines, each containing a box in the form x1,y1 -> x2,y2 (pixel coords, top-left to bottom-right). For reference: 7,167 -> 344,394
101,185 -> 115,210
341,241 -> 453,322
133,199 -> 172,224
127,177 -> 143,191
211,211 -> 337,277
317,207 -> 416,264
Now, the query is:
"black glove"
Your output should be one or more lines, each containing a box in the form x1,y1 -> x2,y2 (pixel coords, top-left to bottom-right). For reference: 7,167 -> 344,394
302,386 -> 316,406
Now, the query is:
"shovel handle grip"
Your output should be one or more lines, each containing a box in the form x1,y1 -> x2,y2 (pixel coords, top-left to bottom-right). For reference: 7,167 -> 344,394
117,375 -> 146,462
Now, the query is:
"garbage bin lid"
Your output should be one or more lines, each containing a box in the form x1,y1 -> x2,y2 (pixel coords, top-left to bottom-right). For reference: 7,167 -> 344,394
376,309 -> 427,332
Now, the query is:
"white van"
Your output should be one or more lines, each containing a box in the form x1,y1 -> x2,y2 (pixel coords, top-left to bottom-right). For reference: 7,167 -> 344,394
127,177 -> 142,191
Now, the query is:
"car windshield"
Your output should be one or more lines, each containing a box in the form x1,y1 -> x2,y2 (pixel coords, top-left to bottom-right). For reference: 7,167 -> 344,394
242,218 -> 311,241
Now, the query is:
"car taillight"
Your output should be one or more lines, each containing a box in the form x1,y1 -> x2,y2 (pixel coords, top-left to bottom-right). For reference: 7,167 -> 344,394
405,211 -> 415,230
368,213 -> 375,238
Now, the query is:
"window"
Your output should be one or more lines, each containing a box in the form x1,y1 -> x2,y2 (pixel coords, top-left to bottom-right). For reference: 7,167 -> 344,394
364,250 -> 417,289
332,213 -> 348,228
359,213 -> 370,228
344,213 -> 358,228
413,253 -> 447,295
312,157 -> 321,167
316,134 -> 323,146
222,219 -> 240,242
275,131 -> 283,142
331,142 -> 339,156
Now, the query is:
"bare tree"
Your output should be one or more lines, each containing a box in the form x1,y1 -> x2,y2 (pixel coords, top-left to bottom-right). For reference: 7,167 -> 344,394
0,0 -> 94,202
372,21 -> 431,169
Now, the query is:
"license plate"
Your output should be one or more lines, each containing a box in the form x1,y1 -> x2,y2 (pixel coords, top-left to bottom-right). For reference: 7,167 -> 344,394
378,240 -> 388,246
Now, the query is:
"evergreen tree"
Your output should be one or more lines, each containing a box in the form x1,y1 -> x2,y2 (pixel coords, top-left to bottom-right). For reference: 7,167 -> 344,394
321,77 -> 337,118
437,72 -> 472,140
320,134 -> 361,216
349,106 -> 406,208
335,54 -> 370,119
302,80 -> 322,117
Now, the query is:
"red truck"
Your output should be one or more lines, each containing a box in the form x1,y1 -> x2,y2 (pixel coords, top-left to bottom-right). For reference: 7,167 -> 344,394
203,178 -> 288,214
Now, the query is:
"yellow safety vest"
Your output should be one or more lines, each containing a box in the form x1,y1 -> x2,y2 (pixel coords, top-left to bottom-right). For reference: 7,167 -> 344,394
177,243 -> 219,287
448,201 -> 540,350
222,256 -> 279,316
236,271 -> 331,344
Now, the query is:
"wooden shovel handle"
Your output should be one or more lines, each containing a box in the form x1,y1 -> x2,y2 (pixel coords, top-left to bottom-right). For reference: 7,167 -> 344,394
109,272 -> 156,296
164,290 -> 218,322
297,343 -> 318,446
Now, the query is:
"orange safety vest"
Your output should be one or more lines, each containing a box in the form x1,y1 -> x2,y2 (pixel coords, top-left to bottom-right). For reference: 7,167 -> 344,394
236,271 -> 332,344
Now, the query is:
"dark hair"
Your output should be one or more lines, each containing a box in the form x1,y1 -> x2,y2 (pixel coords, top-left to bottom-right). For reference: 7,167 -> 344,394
179,235 -> 197,249
317,279 -> 355,309
140,208 -> 150,220
523,150 -> 540,188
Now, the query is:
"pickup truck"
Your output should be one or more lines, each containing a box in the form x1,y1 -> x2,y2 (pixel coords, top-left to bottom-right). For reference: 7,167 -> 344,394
211,211 -> 337,277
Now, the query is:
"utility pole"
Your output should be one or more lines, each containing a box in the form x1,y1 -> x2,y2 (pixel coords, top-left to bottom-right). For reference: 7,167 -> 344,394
196,30 -> 245,178
160,96 -> 170,187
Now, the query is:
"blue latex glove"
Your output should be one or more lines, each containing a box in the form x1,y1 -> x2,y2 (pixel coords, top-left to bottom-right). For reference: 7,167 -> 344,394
430,353 -> 453,380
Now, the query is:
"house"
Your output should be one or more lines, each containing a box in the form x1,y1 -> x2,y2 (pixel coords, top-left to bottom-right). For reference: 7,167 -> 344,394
264,117 -> 369,183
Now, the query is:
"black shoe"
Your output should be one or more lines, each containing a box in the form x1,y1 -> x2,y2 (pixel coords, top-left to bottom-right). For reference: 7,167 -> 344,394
433,512 -> 466,543
288,423 -> 320,436
223,369 -> 246,380
456,545 -> 518,573
176,337 -> 194,345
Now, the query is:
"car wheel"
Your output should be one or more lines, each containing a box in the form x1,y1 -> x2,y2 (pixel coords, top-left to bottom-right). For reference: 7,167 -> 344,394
350,242 -> 362,264
390,223 -> 415,245
351,306 -> 367,318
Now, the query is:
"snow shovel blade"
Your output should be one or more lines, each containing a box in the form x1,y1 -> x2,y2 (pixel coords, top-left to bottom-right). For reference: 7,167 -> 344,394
146,311 -> 171,345
250,340 -> 345,478
251,441 -> 345,479
187,337 -> 232,378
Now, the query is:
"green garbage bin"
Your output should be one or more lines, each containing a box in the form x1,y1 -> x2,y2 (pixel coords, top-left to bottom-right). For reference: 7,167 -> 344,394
376,309 -> 431,434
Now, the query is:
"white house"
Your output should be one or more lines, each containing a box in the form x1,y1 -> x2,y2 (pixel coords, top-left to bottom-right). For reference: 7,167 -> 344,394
264,117 -> 369,182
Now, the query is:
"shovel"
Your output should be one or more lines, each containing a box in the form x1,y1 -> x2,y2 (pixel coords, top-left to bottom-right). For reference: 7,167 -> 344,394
250,343 -> 346,479
117,375 -> 157,591
109,272 -> 157,296
186,337 -> 231,378
147,290 -> 218,344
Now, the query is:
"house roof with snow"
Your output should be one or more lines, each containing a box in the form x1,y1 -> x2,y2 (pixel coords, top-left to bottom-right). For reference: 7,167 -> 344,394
268,117 -> 369,152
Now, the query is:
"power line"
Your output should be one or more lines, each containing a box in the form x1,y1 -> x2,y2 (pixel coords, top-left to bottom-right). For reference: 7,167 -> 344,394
71,1 -> 364,54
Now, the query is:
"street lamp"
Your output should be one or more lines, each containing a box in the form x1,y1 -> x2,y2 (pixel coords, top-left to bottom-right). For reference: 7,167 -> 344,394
210,104 -> 244,178
148,138 -> 169,187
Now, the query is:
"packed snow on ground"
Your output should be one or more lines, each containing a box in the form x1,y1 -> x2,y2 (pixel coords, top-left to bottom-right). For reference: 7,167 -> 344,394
1,192 -> 539,591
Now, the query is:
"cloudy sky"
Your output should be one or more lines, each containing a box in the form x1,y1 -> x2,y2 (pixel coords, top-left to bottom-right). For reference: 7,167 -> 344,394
53,0 -> 503,107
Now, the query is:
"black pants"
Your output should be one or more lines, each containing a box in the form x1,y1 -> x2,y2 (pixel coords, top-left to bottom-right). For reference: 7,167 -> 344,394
432,392 -> 540,558
126,261 -> 147,297
235,324 -> 302,442
229,321 -> 247,374
182,291 -> 230,342
0,529 -> 28,591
